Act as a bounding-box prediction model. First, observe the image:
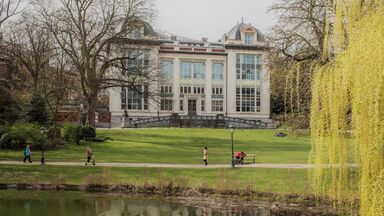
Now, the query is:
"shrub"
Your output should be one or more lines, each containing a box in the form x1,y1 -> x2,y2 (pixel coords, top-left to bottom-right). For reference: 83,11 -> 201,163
62,123 -> 77,142
9,123 -> 41,148
62,123 -> 96,145
0,125 -> 10,138
0,123 -> 44,149
0,133 -> 12,148
81,126 -> 96,141
48,127 -> 62,140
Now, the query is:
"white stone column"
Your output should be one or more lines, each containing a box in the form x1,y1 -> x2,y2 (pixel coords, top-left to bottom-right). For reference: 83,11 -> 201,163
109,87 -> 122,113
260,54 -> 270,117
205,60 -> 212,114
173,57 -> 180,112
226,52 -> 237,115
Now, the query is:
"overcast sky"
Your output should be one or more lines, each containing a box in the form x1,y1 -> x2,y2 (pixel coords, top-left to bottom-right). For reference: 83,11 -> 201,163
153,0 -> 278,42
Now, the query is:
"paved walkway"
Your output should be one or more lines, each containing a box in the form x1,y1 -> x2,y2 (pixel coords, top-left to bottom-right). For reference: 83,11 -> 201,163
0,161 -> 358,169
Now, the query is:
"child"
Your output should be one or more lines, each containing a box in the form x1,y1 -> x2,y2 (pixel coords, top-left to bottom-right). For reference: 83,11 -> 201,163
203,147 -> 208,166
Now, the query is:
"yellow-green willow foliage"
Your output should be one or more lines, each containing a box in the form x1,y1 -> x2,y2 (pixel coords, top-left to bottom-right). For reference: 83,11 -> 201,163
311,2 -> 384,215
284,62 -> 308,118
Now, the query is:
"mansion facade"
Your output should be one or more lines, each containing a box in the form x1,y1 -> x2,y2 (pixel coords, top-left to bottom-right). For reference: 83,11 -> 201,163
108,21 -> 271,126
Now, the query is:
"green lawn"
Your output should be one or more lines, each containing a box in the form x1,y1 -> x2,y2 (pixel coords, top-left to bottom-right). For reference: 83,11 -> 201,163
0,165 -> 310,194
0,128 -> 310,164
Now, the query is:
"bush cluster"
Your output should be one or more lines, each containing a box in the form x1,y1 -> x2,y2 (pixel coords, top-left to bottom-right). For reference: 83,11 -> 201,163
0,122 -> 98,149
0,123 -> 44,149
62,123 -> 96,145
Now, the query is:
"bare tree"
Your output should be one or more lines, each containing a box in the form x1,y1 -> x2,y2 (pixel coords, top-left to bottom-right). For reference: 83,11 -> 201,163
0,0 -> 22,32
268,0 -> 332,63
34,0 -> 157,126
6,14 -> 53,90
41,50 -> 73,143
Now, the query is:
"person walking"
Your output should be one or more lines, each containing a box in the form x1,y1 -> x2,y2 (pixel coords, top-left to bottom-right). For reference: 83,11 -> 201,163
23,144 -> 32,163
203,147 -> 208,166
85,146 -> 95,166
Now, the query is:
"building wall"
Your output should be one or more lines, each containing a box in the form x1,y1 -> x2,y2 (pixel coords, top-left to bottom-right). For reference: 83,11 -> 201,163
226,49 -> 270,120
108,23 -> 271,126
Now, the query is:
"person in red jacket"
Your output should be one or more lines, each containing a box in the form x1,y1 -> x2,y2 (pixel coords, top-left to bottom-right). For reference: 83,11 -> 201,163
235,151 -> 246,164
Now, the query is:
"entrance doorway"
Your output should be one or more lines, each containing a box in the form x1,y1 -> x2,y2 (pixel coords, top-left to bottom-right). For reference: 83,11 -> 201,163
188,99 -> 197,116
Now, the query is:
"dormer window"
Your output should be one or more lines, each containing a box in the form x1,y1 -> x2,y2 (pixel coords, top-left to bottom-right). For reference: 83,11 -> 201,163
244,33 -> 254,45
128,26 -> 142,39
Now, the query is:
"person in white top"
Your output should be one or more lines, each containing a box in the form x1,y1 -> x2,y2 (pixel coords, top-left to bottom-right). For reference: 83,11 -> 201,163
203,147 -> 208,166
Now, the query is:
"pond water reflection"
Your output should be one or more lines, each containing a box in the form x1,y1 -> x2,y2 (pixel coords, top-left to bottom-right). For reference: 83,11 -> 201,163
0,190 -> 270,216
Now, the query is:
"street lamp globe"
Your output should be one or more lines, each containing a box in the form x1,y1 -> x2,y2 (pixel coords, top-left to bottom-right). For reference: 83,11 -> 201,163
229,124 -> 235,134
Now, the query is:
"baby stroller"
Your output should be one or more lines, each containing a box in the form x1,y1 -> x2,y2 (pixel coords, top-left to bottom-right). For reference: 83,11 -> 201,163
85,154 -> 96,166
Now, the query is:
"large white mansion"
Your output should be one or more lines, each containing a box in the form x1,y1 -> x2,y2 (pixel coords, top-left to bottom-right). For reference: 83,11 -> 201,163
108,21 -> 271,126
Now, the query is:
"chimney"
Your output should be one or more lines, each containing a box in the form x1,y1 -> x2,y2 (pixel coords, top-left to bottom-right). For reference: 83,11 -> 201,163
202,37 -> 208,42
171,35 -> 177,41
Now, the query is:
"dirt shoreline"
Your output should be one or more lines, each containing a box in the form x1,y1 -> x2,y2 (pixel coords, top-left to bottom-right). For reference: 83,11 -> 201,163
0,182 -> 337,215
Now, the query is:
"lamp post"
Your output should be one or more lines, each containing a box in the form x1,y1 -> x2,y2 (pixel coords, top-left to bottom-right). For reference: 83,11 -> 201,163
229,124 -> 235,168
40,127 -> 45,165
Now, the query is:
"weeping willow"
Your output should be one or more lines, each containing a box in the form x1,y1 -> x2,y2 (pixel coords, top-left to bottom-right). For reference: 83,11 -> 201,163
284,62 -> 304,118
311,1 -> 384,215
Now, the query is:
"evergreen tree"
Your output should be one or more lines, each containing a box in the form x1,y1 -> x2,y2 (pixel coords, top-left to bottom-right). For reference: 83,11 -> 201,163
27,92 -> 47,125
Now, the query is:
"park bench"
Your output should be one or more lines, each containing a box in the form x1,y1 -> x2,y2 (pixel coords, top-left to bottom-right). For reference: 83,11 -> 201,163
234,153 -> 257,165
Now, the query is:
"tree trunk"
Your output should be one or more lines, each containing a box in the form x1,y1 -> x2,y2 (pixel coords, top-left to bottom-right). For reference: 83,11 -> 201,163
87,97 -> 97,127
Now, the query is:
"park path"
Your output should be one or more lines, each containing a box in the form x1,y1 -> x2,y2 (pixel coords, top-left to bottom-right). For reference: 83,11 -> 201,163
0,161 -> 358,169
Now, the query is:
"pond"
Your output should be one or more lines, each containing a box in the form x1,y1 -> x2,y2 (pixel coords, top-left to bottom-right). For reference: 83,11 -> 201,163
0,190 -> 271,216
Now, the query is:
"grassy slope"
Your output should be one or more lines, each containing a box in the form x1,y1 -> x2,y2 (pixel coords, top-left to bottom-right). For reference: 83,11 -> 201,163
0,165 -> 310,194
0,128 -> 310,164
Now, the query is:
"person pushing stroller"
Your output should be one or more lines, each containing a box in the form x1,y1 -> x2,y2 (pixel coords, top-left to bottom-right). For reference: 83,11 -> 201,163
85,146 -> 95,166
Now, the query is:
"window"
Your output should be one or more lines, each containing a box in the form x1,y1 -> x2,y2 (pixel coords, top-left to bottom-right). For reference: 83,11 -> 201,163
121,49 -> 149,76
160,99 -> 173,111
242,55 -> 255,80
193,63 -> 205,79
244,33 -> 254,45
180,86 -> 204,94
256,87 -> 261,112
236,54 -> 261,80
180,62 -> 205,80
212,63 -> 224,80
180,99 -> 184,111
212,87 -> 223,95
143,85 -> 149,110
127,26 -> 142,39
127,86 -> 142,110
212,100 -> 223,112
180,62 -> 192,79
236,88 -> 241,112
160,86 -> 173,94
121,85 -> 148,110
201,100 -> 205,112
256,56 -> 262,80
121,87 -> 126,109
160,61 -> 173,80
236,87 -> 260,112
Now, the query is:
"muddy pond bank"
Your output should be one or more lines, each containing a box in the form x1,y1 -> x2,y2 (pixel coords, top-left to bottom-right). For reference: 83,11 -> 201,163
0,183 -> 337,215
